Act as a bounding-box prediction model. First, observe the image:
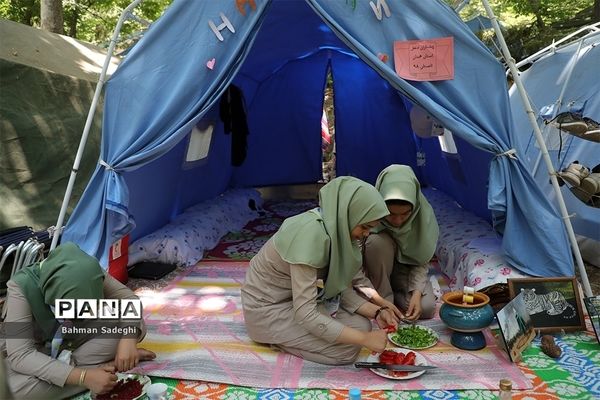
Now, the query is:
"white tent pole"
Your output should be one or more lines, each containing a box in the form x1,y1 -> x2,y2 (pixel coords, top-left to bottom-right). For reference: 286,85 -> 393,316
480,0 -> 593,297
531,39 -> 584,176
50,0 -> 144,251
515,22 -> 599,69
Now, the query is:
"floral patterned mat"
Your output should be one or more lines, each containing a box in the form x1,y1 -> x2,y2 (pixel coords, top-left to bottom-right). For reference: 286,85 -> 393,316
203,199 -> 317,261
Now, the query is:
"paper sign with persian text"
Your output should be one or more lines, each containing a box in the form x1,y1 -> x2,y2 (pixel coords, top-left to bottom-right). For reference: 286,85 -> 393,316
394,37 -> 454,81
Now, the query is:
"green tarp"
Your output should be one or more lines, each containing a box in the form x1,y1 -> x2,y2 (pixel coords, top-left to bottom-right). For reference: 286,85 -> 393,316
0,19 -> 119,230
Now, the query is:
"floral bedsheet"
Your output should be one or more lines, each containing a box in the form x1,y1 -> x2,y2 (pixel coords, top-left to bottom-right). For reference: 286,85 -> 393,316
128,189 -> 263,267
423,188 -> 529,291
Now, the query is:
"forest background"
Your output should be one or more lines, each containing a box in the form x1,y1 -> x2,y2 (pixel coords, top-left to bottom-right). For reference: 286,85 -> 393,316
1,0 -> 598,62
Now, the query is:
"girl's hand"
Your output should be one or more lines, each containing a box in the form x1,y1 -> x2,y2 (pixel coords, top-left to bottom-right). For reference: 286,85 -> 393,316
363,330 -> 388,354
369,293 -> 404,320
84,366 -> 117,394
375,308 -> 398,330
405,291 -> 422,321
114,337 -> 139,372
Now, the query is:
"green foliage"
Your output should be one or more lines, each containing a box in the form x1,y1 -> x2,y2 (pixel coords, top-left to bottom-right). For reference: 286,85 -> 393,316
447,0 -> 596,61
0,0 -> 173,49
502,0 -> 591,25
1,0 -> 597,58
0,0 -> 40,26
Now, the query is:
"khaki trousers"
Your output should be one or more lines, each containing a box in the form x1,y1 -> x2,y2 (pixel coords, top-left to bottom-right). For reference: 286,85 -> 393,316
274,307 -> 372,365
8,336 -> 120,400
364,232 -> 436,319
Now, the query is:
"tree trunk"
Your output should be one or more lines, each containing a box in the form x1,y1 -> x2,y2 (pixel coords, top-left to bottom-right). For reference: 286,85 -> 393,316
41,0 -> 64,34
65,9 -> 79,37
594,0 -> 600,22
20,0 -> 36,26
529,0 -> 546,30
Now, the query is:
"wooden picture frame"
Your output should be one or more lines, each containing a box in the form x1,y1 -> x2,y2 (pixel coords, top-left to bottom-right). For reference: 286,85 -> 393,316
507,277 -> 585,333
495,292 -> 536,362
583,296 -> 600,344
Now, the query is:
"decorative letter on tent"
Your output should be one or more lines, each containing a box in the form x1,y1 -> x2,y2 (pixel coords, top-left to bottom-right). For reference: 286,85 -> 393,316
236,0 -> 256,16
369,0 -> 391,21
394,37 -> 454,81
208,12 -> 236,42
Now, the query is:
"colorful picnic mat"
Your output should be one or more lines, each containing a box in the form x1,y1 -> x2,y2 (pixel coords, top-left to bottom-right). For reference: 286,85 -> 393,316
131,328 -> 600,400
71,198 -> 599,399
69,261 -> 600,400
72,328 -> 600,400
126,261 -> 535,392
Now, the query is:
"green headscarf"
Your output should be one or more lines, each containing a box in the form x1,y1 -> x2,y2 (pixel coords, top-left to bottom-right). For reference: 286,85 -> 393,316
373,165 -> 439,265
273,176 -> 389,299
11,242 -> 105,341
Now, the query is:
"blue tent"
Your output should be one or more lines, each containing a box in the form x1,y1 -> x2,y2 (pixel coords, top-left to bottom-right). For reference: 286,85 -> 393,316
465,15 -> 495,33
62,0 -> 574,279
510,29 -> 600,241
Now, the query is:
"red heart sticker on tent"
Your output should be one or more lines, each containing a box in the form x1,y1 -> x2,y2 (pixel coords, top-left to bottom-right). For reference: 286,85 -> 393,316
206,58 -> 216,70
378,53 -> 389,63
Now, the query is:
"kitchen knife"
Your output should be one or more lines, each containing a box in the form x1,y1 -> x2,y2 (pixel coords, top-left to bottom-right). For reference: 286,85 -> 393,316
354,362 -> 437,371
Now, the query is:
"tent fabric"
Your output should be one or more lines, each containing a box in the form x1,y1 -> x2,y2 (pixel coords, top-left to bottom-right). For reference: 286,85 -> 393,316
63,0 -> 574,279
510,31 -> 600,241
0,19 -> 118,230
465,15 -> 495,33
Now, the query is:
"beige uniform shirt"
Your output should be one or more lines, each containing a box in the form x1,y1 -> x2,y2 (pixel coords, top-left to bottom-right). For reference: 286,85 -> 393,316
0,275 -> 145,387
241,238 -> 368,344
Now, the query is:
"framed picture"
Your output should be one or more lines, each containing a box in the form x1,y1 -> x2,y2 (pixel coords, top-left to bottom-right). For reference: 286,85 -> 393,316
507,277 -> 585,333
496,292 -> 536,362
583,296 -> 600,344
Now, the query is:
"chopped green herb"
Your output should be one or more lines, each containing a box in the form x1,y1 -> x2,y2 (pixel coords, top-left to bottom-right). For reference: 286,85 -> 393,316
391,325 -> 437,349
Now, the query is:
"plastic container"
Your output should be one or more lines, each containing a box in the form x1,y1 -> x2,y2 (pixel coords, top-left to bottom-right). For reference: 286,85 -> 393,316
499,378 -> 512,399
349,387 -> 361,400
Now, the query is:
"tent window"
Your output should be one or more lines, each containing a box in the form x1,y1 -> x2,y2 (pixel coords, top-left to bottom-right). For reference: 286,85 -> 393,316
185,121 -> 214,165
438,128 -> 458,154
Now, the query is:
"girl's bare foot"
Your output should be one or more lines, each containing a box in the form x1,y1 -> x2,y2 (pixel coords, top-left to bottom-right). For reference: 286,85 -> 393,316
137,348 -> 156,361
100,361 -> 116,369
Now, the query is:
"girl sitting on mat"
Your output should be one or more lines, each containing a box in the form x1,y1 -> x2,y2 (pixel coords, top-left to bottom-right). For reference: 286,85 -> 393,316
241,176 -> 399,365
1,242 -> 155,399
363,165 -> 440,321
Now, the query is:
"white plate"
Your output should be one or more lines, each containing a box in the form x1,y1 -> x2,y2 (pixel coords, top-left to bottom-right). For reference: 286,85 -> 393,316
88,373 -> 151,400
366,349 -> 429,380
388,324 -> 439,350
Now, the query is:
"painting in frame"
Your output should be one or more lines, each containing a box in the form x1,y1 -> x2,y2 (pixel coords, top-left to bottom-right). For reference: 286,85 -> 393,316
507,277 -> 585,333
583,295 -> 600,344
496,292 -> 536,362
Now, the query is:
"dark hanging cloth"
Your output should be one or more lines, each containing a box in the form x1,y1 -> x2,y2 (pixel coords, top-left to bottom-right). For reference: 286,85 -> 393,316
219,85 -> 249,166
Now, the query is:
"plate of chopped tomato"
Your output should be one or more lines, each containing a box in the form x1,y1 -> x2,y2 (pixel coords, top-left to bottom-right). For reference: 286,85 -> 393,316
367,349 -> 428,380
90,373 -> 151,400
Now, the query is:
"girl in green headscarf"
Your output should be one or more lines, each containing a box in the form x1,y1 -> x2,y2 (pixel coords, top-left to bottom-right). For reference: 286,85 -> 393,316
363,165 -> 440,321
1,242 -> 155,399
241,176 -> 399,365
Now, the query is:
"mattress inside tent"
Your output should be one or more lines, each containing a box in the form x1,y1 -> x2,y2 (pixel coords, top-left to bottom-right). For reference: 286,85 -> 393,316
423,188 -> 529,291
128,186 -> 529,290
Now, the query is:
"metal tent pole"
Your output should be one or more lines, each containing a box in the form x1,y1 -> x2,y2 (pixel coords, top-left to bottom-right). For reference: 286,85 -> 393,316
50,0 -> 144,251
515,23 -> 599,69
480,0 -> 593,297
